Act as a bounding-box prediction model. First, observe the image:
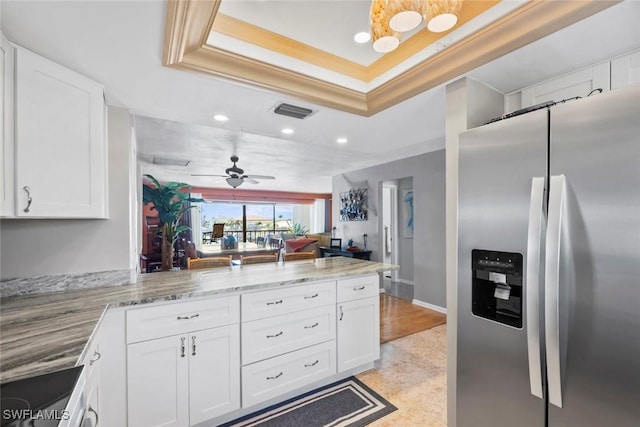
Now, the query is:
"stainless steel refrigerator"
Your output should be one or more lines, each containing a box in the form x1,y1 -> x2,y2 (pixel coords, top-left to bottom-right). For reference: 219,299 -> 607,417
457,84 -> 640,427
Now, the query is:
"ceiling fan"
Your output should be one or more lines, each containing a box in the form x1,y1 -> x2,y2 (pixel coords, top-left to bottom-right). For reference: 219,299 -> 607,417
191,155 -> 275,188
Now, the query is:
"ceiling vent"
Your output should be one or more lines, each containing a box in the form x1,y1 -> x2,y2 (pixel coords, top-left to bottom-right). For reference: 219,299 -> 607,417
273,103 -> 315,120
152,157 -> 190,167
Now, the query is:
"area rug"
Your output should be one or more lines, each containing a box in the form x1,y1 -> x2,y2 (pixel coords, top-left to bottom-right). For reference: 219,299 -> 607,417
220,377 -> 397,427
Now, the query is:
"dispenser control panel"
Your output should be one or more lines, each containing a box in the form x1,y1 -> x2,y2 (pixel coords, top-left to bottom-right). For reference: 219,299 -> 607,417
471,249 -> 523,328
473,250 -> 522,273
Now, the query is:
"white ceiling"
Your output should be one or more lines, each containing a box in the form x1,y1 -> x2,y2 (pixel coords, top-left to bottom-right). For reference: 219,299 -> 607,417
218,0 -> 381,66
2,1 -> 640,193
211,1 -> 524,91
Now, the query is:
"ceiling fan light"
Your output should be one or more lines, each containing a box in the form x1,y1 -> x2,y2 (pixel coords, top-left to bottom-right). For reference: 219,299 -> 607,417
370,0 -> 401,54
424,0 -> 462,33
226,177 -> 243,188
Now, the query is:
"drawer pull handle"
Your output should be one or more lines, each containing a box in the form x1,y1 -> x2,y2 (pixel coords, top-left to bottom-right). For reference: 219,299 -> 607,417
180,337 -> 186,358
177,313 -> 200,320
304,322 -> 319,329
192,336 -> 197,356
304,293 -> 319,299
353,286 -> 366,291
266,331 -> 283,338
266,299 -> 283,306
266,372 -> 283,380
305,360 -> 319,367
339,306 -> 344,321
23,186 -> 32,213
89,350 -> 101,366
88,404 -> 99,425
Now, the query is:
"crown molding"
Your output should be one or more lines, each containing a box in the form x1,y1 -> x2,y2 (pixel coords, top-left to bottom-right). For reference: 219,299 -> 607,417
163,0 -> 620,117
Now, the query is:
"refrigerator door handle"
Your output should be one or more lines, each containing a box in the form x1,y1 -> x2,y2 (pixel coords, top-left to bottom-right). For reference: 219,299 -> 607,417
526,177 -> 545,399
545,174 -> 566,408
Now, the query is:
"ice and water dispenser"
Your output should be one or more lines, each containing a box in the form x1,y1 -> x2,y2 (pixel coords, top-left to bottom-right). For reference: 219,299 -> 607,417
471,249 -> 523,328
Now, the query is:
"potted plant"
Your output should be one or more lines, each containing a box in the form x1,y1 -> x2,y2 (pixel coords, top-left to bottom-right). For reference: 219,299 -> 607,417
143,174 -> 204,271
291,223 -> 309,236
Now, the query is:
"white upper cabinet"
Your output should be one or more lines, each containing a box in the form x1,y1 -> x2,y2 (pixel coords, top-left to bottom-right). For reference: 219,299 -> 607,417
11,45 -> 107,218
0,33 -> 15,217
520,63 -> 610,108
611,49 -> 640,90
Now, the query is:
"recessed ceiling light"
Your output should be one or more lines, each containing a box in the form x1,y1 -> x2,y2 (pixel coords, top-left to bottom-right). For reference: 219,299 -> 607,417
213,114 -> 229,121
354,32 -> 370,44
337,137 -> 348,144
281,128 -> 294,135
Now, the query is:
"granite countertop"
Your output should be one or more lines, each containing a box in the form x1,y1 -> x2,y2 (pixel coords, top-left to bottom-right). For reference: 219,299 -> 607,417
0,257 -> 397,383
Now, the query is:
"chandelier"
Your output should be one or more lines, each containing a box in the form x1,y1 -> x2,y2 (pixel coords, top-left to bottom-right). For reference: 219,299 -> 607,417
370,0 -> 463,53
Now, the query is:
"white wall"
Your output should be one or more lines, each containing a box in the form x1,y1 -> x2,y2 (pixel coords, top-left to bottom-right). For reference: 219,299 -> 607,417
445,77 -> 504,427
0,106 -> 136,279
332,149 -> 446,307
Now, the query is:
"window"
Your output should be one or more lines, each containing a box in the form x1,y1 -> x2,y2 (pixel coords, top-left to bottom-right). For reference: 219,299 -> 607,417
197,202 -> 311,245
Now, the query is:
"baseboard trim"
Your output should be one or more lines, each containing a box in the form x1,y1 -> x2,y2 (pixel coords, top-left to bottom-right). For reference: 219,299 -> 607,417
397,279 -> 415,286
412,299 -> 447,314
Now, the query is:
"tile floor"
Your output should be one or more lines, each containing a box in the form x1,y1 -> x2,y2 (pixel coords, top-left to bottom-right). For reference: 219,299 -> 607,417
357,324 -> 447,427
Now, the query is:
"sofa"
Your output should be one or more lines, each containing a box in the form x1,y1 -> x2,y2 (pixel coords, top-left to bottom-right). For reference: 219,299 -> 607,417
284,238 -> 319,257
305,233 -> 331,248
283,233 -> 332,257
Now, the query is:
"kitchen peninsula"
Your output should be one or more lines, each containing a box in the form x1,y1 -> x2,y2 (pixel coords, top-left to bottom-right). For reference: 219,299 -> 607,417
1,257 -> 397,426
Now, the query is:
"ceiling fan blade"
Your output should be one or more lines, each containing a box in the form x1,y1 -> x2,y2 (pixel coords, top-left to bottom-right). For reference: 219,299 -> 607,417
245,175 -> 275,180
190,174 -> 229,178
244,177 -> 259,184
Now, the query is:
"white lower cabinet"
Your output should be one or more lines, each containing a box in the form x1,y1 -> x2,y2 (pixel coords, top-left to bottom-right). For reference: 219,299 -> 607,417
242,340 -> 336,408
124,278 -> 380,425
127,325 -> 240,427
81,364 -> 100,427
127,334 -> 189,427
188,326 -> 241,425
337,296 -> 380,373
241,305 -> 336,365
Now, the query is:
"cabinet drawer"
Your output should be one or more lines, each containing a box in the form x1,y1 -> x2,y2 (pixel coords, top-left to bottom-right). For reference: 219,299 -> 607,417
336,275 -> 379,302
242,281 -> 335,322
126,296 -> 239,343
242,341 -> 336,408
242,305 -> 335,365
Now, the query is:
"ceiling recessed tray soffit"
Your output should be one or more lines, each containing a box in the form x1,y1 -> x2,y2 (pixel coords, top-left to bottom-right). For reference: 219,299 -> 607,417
162,0 -> 619,116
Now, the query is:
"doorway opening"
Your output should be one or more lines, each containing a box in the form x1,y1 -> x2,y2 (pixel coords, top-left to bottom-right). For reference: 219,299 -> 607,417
381,182 -> 399,282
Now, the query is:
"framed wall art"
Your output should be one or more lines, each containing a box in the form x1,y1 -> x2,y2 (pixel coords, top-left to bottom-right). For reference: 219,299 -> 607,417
339,188 -> 368,221
403,189 -> 414,238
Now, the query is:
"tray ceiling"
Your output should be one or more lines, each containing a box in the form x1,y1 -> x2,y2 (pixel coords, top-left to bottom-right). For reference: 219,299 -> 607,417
163,0 -> 619,116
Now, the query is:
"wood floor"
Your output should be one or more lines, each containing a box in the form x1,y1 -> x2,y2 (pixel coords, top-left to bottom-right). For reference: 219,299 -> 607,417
380,294 -> 447,344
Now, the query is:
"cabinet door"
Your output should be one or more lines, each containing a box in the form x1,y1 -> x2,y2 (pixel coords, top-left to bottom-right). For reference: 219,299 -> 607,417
611,49 -> 640,89
81,369 -> 100,427
81,340 -> 101,427
337,297 -> 380,372
0,33 -> 14,217
520,62 -> 610,108
14,46 -> 106,218
127,335 -> 189,427
188,325 -> 240,425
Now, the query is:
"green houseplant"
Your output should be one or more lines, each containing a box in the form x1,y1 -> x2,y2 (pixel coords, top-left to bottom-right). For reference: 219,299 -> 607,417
143,175 -> 204,271
291,223 -> 309,236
